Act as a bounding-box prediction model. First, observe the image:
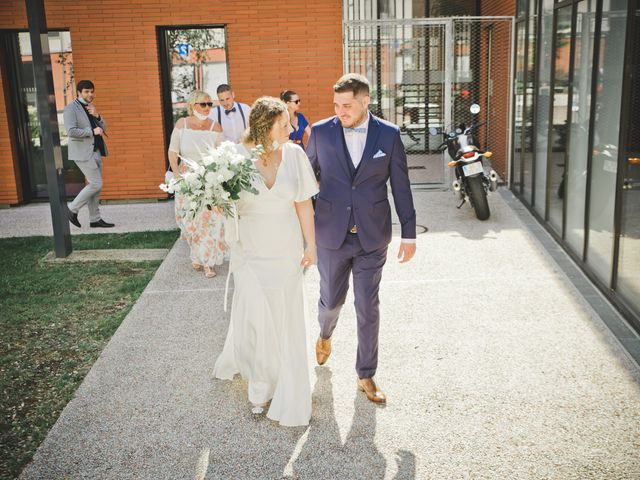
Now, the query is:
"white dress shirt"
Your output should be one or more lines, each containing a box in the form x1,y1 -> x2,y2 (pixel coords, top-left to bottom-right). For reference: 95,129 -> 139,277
343,115 -> 369,169
209,102 -> 250,143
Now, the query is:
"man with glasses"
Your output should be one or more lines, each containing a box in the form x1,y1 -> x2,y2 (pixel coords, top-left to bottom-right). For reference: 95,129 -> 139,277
64,80 -> 115,228
209,84 -> 251,143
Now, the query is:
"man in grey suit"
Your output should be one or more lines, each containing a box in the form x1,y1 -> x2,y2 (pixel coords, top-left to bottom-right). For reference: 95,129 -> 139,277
64,80 -> 114,228
307,74 -> 417,404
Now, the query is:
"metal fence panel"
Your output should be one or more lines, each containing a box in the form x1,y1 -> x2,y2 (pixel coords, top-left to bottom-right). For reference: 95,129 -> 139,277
344,17 -> 514,187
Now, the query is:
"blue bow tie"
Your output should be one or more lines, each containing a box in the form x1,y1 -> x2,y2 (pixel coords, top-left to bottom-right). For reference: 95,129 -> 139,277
224,107 -> 236,115
345,127 -> 366,134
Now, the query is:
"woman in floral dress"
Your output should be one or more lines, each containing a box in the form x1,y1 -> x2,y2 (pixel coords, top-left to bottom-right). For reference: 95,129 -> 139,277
168,90 -> 226,278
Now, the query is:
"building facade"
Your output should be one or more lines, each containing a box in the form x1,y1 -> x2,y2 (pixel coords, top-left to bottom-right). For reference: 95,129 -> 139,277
0,0 -> 344,205
510,0 -> 640,329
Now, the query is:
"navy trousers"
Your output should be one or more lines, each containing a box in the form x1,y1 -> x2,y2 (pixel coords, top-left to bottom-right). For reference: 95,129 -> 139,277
317,233 -> 388,379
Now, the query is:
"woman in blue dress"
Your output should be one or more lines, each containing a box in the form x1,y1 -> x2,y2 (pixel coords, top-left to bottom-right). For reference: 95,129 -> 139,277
281,90 -> 311,149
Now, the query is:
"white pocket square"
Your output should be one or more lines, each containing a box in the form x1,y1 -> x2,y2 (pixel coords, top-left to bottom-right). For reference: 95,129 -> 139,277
373,150 -> 386,158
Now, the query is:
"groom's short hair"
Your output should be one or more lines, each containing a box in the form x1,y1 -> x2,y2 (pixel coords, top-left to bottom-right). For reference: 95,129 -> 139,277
334,74 -> 370,97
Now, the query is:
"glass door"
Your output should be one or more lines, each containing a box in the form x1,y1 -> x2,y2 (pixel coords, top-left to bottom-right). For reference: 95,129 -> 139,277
534,0 -> 556,218
158,26 -> 228,153
586,0 -> 629,285
547,5 -> 573,234
564,0 -> 596,256
3,31 -> 82,201
616,5 -> 640,313
512,21 -> 526,194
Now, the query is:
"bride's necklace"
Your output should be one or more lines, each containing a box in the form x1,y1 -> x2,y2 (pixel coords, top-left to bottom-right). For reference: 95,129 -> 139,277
260,150 -> 281,168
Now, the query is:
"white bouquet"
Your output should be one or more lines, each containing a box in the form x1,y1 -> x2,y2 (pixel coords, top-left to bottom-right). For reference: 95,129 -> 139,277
160,141 -> 261,219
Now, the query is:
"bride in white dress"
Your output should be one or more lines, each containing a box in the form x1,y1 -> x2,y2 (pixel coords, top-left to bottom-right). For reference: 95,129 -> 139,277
213,97 -> 318,427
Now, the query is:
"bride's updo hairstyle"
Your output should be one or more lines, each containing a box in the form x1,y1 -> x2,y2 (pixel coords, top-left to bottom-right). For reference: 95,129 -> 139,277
242,96 -> 287,154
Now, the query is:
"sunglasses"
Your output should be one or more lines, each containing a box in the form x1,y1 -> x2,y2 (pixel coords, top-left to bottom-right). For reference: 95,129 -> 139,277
196,102 -> 214,107
288,99 -> 301,104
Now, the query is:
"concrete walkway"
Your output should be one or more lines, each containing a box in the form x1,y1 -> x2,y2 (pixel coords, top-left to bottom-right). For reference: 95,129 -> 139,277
18,191 -> 640,479
0,201 -> 177,238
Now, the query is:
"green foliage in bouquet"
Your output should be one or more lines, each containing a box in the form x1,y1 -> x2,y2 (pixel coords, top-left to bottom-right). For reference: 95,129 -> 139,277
160,142 -> 262,218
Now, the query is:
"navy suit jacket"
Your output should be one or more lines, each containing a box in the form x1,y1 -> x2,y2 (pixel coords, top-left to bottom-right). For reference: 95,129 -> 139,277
307,114 -> 416,252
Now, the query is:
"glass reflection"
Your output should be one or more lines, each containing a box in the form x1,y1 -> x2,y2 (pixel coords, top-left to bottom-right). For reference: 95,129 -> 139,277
17,31 -> 83,199
587,0 -> 628,285
616,7 -> 640,309
534,0 -> 555,217
513,23 -> 526,194
164,28 -> 227,124
548,6 -> 573,234
522,1 -> 537,204
565,0 -> 595,256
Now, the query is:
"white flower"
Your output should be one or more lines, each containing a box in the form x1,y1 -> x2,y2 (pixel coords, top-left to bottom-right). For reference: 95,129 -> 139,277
160,143 -> 259,217
220,140 -> 235,151
205,171 -> 218,185
184,173 -> 201,189
217,167 -> 233,181
230,154 -> 244,165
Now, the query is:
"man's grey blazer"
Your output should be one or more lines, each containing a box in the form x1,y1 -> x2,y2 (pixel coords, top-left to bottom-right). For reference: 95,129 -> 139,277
63,99 -> 108,161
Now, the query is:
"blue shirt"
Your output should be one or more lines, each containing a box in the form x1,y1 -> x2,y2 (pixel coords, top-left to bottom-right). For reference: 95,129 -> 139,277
289,113 -> 309,149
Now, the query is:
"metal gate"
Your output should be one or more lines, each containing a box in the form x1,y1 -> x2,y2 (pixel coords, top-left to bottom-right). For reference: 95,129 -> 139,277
344,17 -> 514,188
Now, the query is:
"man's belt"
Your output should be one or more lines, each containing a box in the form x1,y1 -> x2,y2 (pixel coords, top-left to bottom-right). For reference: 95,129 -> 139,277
349,225 -> 358,234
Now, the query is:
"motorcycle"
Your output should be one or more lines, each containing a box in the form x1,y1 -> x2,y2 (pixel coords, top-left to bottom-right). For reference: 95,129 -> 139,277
429,104 -> 498,221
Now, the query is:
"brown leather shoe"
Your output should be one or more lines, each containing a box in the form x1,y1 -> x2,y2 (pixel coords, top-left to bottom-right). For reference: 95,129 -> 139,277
315,337 -> 332,365
357,377 -> 387,404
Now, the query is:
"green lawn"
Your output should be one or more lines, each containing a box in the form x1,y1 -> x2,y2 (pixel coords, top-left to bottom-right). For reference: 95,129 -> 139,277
0,230 -> 179,480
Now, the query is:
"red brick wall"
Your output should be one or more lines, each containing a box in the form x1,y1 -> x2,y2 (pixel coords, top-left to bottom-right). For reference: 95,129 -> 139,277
0,46 -> 22,204
479,0 -> 516,179
0,0 -> 343,203
481,0 -> 516,17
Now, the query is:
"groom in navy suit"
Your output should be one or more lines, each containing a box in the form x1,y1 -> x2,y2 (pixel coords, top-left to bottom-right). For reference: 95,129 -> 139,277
307,74 -> 416,403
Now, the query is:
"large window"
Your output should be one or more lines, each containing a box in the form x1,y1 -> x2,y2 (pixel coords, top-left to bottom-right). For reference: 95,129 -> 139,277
534,0 -> 555,217
343,0 -> 477,20
617,6 -> 640,313
2,31 -> 82,200
522,0 -> 538,204
548,5 -> 573,234
513,22 -> 526,194
565,0 -> 595,256
512,0 -> 640,328
586,0 -> 628,284
158,26 -> 228,149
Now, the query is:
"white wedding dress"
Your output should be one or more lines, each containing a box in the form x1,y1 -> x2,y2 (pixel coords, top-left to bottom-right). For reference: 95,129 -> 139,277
213,142 -> 319,427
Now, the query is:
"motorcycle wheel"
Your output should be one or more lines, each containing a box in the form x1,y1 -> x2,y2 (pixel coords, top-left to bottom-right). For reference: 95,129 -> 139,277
467,175 -> 491,220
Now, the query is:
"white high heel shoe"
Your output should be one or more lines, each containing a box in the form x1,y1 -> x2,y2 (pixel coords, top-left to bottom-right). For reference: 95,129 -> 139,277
251,402 -> 267,414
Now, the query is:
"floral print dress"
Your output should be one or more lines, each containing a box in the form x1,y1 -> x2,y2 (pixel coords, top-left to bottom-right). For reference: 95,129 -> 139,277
169,119 -> 226,267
